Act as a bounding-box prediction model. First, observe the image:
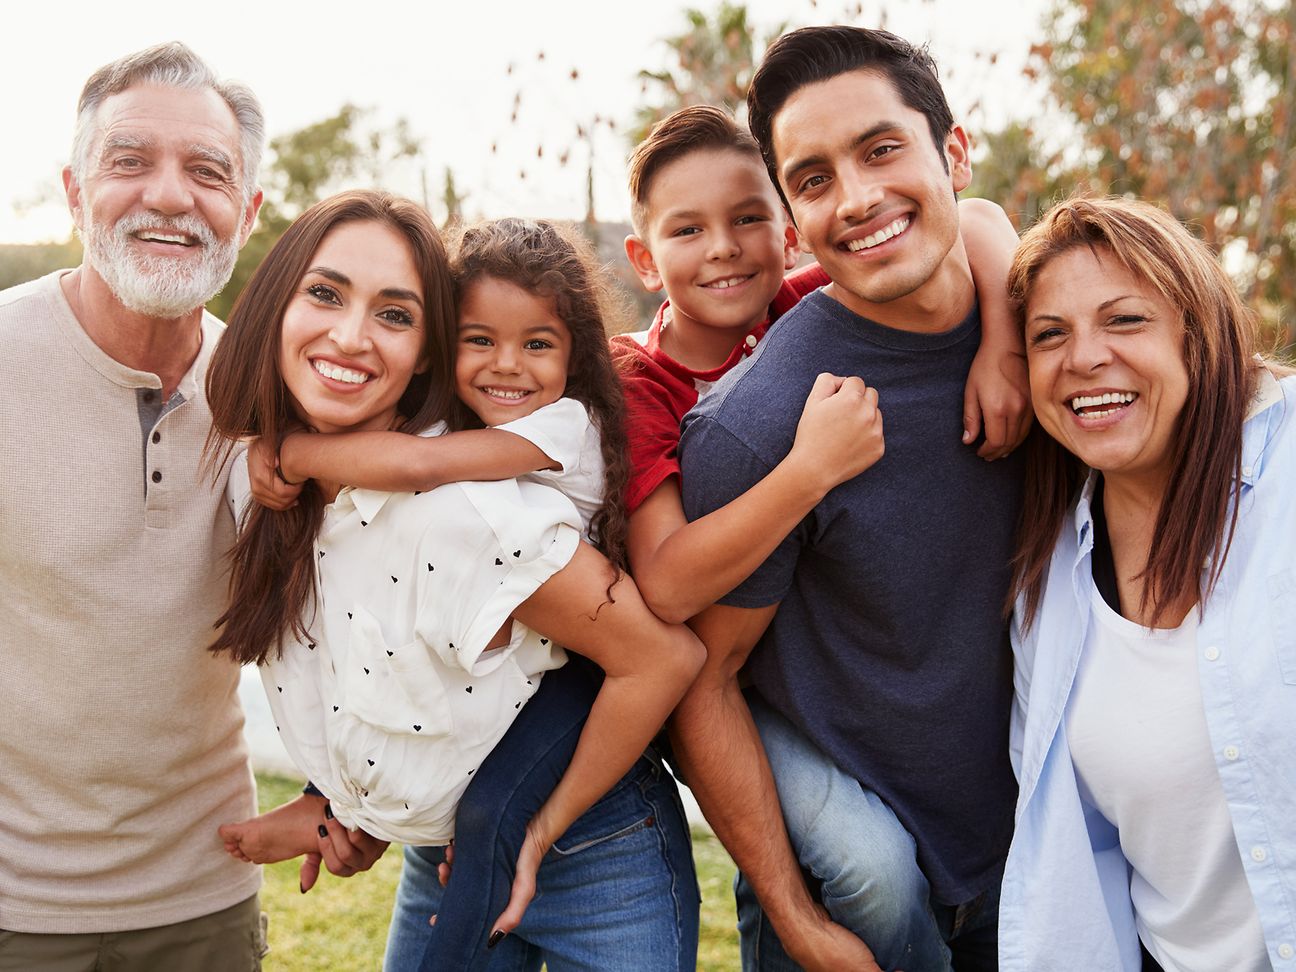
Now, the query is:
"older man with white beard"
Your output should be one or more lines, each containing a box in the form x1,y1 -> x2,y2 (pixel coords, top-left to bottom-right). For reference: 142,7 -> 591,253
0,43 -> 270,970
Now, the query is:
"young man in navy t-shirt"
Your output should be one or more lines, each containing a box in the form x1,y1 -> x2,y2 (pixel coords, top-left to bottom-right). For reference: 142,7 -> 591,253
674,26 -> 1025,972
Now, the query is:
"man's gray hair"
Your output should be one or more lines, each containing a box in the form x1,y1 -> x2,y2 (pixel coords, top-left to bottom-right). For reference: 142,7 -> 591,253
71,42 -> 265,204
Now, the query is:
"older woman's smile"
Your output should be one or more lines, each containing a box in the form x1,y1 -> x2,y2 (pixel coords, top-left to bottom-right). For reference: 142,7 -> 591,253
1025,246 -> 1188,494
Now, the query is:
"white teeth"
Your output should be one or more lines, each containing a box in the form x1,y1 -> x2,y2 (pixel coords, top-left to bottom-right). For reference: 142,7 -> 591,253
313,360 -> 369,384
705,276 -> 750,290
1070,391 -> 1136,413
845,217 -> 910,252
483,387 -> 529,400
137,231 -> 193,245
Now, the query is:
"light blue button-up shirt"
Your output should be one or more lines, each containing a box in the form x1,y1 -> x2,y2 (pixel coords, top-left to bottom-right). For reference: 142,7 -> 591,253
1000,370 -> 1296,971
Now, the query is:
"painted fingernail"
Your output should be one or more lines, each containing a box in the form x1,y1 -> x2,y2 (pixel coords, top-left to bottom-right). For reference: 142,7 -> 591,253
299,882 -> 307,894
318,825 -> 328,838
324,804 -> 334,820
487,930 -> 505,949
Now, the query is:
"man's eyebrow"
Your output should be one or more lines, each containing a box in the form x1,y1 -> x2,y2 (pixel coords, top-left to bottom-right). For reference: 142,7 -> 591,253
780,120 -> 906,185
99,134 -> 153,157
189,144 -> 235,176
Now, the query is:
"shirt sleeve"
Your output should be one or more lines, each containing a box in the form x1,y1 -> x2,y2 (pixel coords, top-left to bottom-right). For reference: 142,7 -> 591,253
495,397 -> 590,474
621,366 -> 690,513
412,479 -> 581,675
678,414 -> 804,608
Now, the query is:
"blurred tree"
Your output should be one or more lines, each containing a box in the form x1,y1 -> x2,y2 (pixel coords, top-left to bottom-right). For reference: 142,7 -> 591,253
0,239 -> 81,292
441,168 -> 468,229
631,2 -> 786,143
210,105 -> 422,319
965,122 -> 1072,228
975,0 -> 1294,343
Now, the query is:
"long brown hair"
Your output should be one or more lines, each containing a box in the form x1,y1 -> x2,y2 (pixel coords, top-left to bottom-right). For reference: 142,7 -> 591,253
1008,196 -> 1264,629
206,190 -> 456,664
447,217 -> 632,573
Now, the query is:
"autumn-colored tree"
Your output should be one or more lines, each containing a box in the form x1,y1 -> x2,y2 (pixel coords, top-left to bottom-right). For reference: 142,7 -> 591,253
1008,0 -> 1294,341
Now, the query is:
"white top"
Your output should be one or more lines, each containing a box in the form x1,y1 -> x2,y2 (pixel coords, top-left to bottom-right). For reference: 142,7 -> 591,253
1066,590 -> 1267,971
498,397 -> 604,539
229,431 -> 582,844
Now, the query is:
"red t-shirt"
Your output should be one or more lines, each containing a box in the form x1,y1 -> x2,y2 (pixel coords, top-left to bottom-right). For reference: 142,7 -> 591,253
611,264 -> 829,512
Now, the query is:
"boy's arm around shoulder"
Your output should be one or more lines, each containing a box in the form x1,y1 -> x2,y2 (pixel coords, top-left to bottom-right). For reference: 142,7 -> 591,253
959,197 -> 1032,460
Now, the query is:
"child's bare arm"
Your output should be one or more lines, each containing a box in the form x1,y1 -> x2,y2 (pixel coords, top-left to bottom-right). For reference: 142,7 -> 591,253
959,197 -> 1031,460
278,428 -> 559,493
628,373 -> 884,624
248,435 -> 304,511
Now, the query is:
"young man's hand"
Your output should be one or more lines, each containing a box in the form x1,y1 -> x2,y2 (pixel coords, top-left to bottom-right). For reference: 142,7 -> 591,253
779,902 -> 886,972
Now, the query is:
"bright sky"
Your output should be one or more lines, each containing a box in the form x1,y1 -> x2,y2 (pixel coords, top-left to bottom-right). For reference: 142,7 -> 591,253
2,0 -> 1051,244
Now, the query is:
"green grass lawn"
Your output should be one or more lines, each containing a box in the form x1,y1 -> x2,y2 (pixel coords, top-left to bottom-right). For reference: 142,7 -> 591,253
255,773 -> 740,970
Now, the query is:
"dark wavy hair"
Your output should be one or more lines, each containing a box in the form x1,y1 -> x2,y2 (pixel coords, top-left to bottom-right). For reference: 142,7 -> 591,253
447,217 -> 632,574
206,190 -> 456,664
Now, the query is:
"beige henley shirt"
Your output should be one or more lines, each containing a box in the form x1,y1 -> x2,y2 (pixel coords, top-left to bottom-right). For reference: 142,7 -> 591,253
0,271 -> 259,933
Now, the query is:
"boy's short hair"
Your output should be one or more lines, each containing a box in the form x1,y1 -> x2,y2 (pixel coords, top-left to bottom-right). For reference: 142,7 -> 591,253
628,105 -> 765,235
747,26 -> 954,198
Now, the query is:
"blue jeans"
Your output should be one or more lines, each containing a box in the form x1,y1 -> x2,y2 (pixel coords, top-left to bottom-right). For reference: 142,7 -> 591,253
383,661 -> 700,971
737,695 -> 999,972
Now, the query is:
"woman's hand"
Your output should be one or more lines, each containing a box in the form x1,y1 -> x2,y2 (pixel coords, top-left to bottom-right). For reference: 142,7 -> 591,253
299,811 -> 390,892
487,815 -> 555,946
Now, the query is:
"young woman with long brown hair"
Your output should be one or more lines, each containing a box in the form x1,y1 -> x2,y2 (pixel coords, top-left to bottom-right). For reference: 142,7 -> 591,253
206,192 -> 704,970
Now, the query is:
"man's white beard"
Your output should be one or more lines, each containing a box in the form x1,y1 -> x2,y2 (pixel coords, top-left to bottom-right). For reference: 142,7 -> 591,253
83,209 -> 241,319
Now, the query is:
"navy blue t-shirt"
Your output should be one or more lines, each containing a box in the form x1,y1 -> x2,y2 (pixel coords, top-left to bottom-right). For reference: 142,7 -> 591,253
679,288 -> 1021,904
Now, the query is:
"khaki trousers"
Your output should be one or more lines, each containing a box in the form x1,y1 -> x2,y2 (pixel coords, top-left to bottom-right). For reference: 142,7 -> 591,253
0,894 -> 267,972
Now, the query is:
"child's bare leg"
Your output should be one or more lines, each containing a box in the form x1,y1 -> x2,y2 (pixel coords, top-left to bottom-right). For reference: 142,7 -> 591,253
218,793 -> 326,864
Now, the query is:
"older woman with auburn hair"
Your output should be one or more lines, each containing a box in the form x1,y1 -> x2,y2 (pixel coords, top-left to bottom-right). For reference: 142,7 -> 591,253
998,197 -> 1295,971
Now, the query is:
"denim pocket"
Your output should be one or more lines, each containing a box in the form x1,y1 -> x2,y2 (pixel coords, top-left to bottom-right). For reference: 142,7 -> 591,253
1267,570 -> 1296,685
549,758 -> 657,856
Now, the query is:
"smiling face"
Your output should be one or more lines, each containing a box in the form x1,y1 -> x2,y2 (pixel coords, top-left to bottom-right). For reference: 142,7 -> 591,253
770,69 -> 970,327
629,147 -> 798,339
1025,246 -> 1190,492
454,276 -> 572,427
279,220 -> 427,435
66,83 -> 260,318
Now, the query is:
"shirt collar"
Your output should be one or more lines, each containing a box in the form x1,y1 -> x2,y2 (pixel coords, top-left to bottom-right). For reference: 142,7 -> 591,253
1069,469 -> 1101,553
328,486 -> 396,526
1239,365 -> 1285,488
